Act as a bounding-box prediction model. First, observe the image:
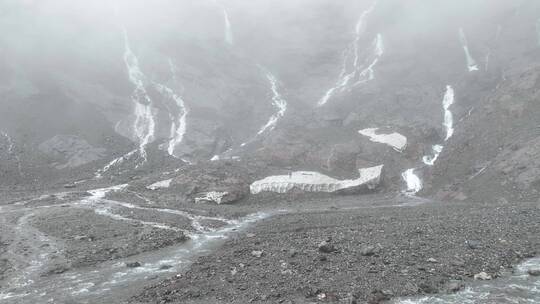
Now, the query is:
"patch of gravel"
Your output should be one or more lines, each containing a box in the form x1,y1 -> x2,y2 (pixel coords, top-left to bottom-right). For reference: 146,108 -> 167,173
131,200 -> 540,304
31,208 -> 188,268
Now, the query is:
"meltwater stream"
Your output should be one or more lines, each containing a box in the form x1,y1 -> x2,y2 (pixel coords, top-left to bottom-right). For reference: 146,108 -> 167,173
394,257 -> 540,304
317,1 -> 380,106
0,186 -> 273,304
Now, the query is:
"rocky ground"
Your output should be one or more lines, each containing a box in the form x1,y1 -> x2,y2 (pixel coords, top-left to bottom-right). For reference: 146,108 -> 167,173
131,199 -> 540,304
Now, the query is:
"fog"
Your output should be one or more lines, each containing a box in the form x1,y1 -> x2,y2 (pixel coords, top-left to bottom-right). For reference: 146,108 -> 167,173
1,1 -> 540,303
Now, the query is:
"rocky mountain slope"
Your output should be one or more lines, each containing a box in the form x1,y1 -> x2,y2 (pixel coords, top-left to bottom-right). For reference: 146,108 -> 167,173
2,0 -> 539,203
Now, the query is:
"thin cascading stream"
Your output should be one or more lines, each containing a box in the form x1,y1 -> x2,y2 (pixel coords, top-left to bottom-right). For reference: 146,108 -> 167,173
459,28 -> 479,72
96,30 -> 157,177
238,69 -> 288,149
317,1 -> 381,106
123,30 -> 156,165
402,168 -> 423,194
353,33 -> 384,86
223,7 -> 233,46
405,85 -> 456,194
256,70 -> 287,136
422,85 -> 455,166
154,82 -> 188,159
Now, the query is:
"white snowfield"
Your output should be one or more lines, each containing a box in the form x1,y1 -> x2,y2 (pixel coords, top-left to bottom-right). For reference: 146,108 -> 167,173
194,191 -> 229,204
146,179 -> 173,190
250,165 -> 383,195
358,128 -> 407,152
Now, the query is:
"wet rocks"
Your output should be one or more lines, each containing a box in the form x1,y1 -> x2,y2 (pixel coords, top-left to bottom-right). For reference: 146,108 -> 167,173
367,289 -> 393,304
466,240 -> 481,250
446,281 -> 464,293
126,261 -> 142,268
473,271 -> 492,280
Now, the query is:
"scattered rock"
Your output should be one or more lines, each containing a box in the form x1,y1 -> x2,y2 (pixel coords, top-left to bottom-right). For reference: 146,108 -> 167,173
251,250 -> 263,258
318,240 -> 336,253
466,240 -> 481,249
418,282 -> 438,294
367,289 -> 392,304
446,281 -> 464,293
474,272 -> 492,280
360,244 -> 381,256
126,262 -> 142,268
427,258 -> 438,263
527,269 -> 540,276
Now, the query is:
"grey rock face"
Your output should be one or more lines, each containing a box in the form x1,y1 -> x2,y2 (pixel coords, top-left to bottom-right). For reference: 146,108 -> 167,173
38,135 -> 106,169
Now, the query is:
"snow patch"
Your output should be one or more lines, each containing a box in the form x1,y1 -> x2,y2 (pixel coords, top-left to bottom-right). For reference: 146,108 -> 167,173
358,128 -> 407,152
250,165 -> 383,194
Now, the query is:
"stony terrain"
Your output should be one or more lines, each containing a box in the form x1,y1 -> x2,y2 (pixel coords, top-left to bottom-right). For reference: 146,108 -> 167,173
1,0 -> 540,303
131,199 -> 540,304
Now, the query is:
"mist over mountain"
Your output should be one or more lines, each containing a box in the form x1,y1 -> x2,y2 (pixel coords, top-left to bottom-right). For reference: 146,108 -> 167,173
1,1 -> 540,303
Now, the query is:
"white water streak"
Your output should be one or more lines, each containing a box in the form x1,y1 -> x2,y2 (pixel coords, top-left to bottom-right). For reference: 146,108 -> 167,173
421,85 -> 455,166
422,144 -> 443,166
256,71 -> 287,136
402,168 -> 422,194
83,185 -> 235,236
123,30 -> 156,164
317,1 -> 380,106
155,82 -> 188,158
353,33 -> 384,86
223,8 -> 233,45
459,28 -> 479,72
95,149 -> 137,178
442,85 -> 455,140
